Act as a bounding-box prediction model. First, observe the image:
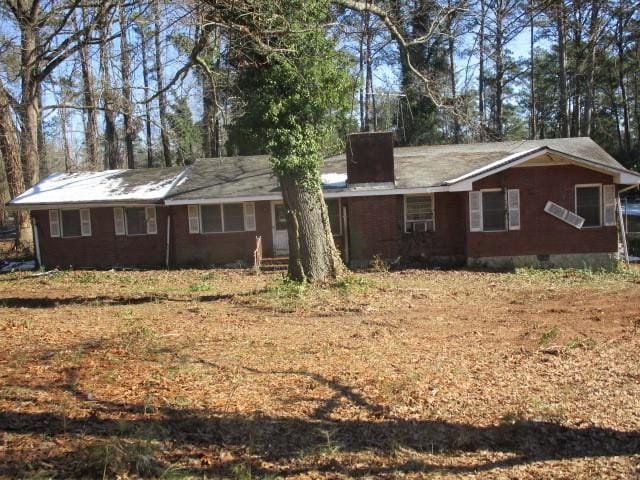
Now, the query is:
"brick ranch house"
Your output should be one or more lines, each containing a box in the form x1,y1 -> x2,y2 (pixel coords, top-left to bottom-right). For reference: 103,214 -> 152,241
8,133 -> 640,270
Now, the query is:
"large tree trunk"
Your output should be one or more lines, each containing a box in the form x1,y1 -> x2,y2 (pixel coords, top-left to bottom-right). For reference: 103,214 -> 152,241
59,105 -> 73,171
615,4 -> 631,154
37,83 -> 48,177
635,40 -> 640,142
478,0 -> 486,141
139,17 -> 154,168
100,20 -> 121,169
446,1 -> 460,144
19,20 -> 40,189
493,4 -> 504,141
581,0 -> 601,137
119,1 -> 136,169
78,8 -> 99,170
280,175 -> 344,282
609,70 -> 623,149
556,2 -> 569,137
153,0 -> 172,167
358,22 -> 365,131
0,80 -> 33,250
363,10 -> 375,132
529,7 -> 537,140
202,72 -> 219,157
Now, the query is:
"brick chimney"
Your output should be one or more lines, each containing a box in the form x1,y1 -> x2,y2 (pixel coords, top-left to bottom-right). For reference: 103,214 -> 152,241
346,132 -> 395,184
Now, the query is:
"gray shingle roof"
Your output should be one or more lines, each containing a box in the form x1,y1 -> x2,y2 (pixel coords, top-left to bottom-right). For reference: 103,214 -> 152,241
10,137 -> 637,208
327,137 -> 627,190
167,137 -> 630,202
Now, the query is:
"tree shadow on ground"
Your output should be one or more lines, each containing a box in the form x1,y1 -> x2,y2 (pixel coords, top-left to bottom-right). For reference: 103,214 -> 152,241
1,368 -> 638,478
0,291 -> 261,308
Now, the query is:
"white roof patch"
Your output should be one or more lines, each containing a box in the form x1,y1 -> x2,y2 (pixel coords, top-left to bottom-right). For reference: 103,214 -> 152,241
321,173 -> 347,188
10,169 -> 182,206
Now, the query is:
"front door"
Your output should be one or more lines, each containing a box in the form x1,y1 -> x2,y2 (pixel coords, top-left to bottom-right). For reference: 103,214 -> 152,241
271,202 -> 289,256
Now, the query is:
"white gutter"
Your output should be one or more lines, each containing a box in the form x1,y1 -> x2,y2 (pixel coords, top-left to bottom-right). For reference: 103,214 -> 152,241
163,186 -> 446,205
6,201 -> 166,211
442,147 -> 543,185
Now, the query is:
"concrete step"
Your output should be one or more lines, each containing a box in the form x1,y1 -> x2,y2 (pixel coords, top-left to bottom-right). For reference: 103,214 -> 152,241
260,257 -> 289,272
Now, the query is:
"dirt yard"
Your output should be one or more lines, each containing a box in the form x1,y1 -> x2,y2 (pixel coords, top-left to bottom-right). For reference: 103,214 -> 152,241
0,266 -> 639,479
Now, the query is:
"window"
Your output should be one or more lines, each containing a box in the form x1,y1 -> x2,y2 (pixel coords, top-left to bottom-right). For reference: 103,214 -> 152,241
201,205 -> 223,233
114,207 -> 157,236
49,209 -> 91,238
126,207 -> 147,235
404,194 -> 434,232
469,189 -> 520,232
194,203 -> 255,234
575,185 -> 601,228
223,203 -> 244,232
326,199 -> 342,235
61,210 -> 82,237
482,190 -> 506,231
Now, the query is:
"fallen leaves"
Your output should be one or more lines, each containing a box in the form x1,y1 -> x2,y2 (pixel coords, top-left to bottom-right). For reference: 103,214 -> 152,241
0,268 -> 639,478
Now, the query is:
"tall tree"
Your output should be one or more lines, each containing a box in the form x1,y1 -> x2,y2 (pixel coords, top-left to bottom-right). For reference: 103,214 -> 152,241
555,0 -> 569,137
0,0 -> 114,248
0,77 -> 30,249
119,0 -> 137,169
136,14 -> 155,168
230,0 -> 352,281
153,0 -> 172,167
77,6 -> 99,169
99,15 -> 121,169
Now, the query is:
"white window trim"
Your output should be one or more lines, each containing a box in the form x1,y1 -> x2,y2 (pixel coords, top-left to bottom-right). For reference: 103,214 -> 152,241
404,193 -> 435,233
199,203 -> 247,234
479,188 -> 508,233
58,208 -> 88,238
574,183 -> 602,229
123,207 -> 154,236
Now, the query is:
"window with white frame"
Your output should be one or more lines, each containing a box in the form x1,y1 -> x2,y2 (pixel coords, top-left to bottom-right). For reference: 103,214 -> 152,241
126,208 -> 147,235
188,203 -> 257,234
113,207 -> 157,236
404,194 -> 434,232
49,209 -> 92,238
575,185 -> 601,228
482,190 -> 506,231
469,189 -> 520,232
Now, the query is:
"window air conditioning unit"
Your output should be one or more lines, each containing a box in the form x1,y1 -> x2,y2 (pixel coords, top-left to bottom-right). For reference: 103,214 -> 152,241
412,222 -> 428,232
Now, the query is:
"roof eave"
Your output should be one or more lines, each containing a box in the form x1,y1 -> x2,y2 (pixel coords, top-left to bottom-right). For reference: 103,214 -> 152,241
5,199 -> 166,211
440,147 -> 640,190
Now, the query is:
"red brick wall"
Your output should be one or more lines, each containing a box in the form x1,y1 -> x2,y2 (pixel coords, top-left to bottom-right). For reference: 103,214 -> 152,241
466,164 -> 618,257
169,201 -> 274,266
345,195 -> 401,261
346,132 -> 395,184
345,193 -> 467,263
33,206 -> 168,268
399,192 -> 467,260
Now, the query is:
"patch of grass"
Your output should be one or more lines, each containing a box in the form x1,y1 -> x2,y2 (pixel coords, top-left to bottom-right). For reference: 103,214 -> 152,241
188,282 -> 213,293
516,266 -> 640,288
80,434 -> 163,478
267,277 -> 307,307
539,326 -> 559,346
333,274 -> 372,294
298,428 -> 344,460
567,337 -> 597,350
229,461 -> 253,480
